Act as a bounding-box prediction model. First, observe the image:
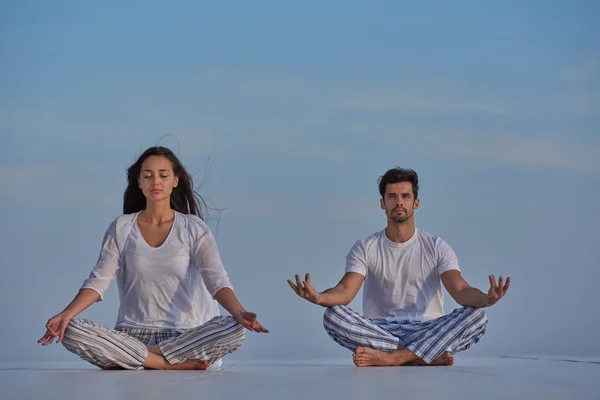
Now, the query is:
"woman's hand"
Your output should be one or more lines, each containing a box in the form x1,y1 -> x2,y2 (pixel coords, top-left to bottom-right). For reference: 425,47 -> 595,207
234,311 -> 270,333
37,312 -> 72,346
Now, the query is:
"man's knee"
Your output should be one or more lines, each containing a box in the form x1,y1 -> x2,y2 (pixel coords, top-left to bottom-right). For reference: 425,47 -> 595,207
323,305 -> 357,341
323,305 -> 346,328
470,307 -> 487,321
464,307 -> 488,331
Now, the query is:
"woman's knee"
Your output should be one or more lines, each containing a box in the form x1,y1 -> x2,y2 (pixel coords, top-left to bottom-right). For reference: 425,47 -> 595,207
206,316 -> 246,343
62,318 -> 83,342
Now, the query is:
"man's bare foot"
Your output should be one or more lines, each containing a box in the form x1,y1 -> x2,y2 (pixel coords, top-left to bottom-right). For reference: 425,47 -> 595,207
352,346 -> 418,367
410,351 -> 454,366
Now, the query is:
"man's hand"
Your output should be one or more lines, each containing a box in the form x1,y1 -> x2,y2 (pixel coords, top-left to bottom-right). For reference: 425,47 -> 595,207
485,275 -> 510,307
234,311 -> 269,333
288,273 -> 323,305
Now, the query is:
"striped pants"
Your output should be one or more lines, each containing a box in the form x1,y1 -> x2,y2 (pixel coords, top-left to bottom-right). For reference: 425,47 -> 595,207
61,316 -> 245,370
323,305 -> 487,364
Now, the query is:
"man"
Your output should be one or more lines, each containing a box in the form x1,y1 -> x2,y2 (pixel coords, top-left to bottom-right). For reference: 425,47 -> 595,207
288,168 -> 510,367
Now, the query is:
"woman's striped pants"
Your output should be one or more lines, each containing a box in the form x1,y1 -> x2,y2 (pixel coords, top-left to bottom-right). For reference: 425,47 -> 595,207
61,316 -> 245,370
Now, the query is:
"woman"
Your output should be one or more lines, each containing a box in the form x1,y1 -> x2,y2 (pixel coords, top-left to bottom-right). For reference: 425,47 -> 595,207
38,146 -> 268,370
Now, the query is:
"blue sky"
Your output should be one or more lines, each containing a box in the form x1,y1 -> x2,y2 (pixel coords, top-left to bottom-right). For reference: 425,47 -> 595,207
1,1 -> 599,363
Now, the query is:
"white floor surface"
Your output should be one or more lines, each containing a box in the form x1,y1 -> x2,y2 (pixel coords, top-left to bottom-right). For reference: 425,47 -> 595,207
1,356 -> 598,400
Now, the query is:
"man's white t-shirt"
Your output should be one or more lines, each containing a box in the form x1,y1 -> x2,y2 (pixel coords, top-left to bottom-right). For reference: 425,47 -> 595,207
345,228 -> 460,322
81,211 -> 232,330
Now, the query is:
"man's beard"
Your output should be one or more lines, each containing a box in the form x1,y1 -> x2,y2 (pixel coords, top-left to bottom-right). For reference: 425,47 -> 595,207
389,209 -> 412,223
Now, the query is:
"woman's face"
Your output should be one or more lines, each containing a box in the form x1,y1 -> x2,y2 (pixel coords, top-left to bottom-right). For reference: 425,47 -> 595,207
138,155 -> 179,202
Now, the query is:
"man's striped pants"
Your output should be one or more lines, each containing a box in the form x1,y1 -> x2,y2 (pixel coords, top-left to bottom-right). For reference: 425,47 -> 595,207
323,305 -> 487,364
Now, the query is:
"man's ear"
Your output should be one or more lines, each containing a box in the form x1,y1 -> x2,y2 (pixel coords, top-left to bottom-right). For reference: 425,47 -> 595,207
380,198 -> 385,210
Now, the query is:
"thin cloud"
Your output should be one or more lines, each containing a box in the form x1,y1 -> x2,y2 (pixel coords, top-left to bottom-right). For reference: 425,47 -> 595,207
560,58 -> 600,84
423,134 -> 600,174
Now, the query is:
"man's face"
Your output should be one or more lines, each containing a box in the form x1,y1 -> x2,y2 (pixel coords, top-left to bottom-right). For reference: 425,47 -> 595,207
380,182 -> 419,223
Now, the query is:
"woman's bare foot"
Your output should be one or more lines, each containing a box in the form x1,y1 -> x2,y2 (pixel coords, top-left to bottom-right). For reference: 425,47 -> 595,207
165,359 -> 209,371
352,346 -> 418,367
410,351 -> 454,366
147,344 -> 163,356
142,350 -> 209,370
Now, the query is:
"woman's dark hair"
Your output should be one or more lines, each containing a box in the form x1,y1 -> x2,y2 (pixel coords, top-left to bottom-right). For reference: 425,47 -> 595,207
123,146 -> 206,219
378,167 -> 419,199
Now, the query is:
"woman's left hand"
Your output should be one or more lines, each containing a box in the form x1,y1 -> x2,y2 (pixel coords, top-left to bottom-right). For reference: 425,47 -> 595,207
235,311 -> 270,333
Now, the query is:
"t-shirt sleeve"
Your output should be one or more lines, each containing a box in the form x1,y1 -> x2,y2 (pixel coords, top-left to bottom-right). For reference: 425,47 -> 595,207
190,221 -> 233,298
81,221 -> 121,301
345,240 -> 367,276
436,239 -> 461,275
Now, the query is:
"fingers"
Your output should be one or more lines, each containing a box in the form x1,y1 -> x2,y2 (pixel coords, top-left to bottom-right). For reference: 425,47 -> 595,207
254,322 -> 270,333
295,274 -> 305,294
289,274 -> 308,298
37,332 -> 50,344
504,277 -> 511,292
39,323 -> 59,345
488,275 -> 497,289
38,331 -> 57,346
289,273 -> 317,302
287,280 -> 299,295
251,321 -> 269,333
487,274 -> 511,306
243,320 -> 269,333
494,275 -> 510,295
240,311 -> 270,333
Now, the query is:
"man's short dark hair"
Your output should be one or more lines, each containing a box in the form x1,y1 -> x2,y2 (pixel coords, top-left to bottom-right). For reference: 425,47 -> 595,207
378,168 -> 419,199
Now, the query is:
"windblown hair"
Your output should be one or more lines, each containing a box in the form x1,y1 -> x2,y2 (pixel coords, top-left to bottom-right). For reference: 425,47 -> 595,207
378,168 -> 419,199
123,146 -> 206,219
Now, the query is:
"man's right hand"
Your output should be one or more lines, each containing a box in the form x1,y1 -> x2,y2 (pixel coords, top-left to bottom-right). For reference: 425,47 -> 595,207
288,273 -> 323,305
38,312 -> 72,346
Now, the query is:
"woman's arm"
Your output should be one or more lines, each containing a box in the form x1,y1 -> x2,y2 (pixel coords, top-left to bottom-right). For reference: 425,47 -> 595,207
214,288 -> 269,333
39,222 -> 122,346
38,288 -> 100,345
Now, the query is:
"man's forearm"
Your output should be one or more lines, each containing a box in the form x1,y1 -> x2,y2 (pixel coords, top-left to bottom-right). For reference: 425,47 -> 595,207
453,287 -> 488,308
318,287 -> 353,307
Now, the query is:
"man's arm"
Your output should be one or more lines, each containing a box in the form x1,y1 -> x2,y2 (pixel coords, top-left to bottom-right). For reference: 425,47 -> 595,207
288,272 -> 364,307
440,270 -> 510,308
